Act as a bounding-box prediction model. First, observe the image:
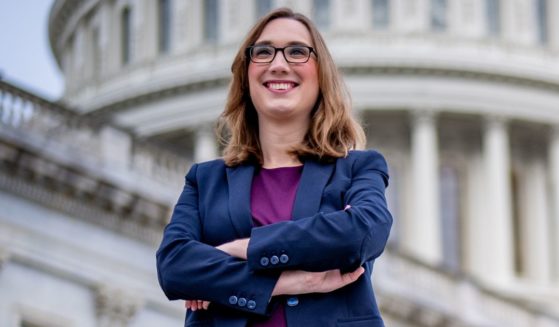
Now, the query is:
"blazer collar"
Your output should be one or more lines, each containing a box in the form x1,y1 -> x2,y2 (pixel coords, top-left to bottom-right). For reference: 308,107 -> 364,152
226,158 -> 335,236
291,159 -> 335,220
226,164 -> 254,238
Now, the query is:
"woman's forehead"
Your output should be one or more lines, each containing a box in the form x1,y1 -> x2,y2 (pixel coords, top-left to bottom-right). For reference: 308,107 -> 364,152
255,18 -> 313,46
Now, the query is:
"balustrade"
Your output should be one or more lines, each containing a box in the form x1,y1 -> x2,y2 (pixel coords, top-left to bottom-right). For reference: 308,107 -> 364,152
0,81 -> 189,192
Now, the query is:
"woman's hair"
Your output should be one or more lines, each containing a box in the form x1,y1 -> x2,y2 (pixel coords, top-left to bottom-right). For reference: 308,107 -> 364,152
217,7 -> 366,166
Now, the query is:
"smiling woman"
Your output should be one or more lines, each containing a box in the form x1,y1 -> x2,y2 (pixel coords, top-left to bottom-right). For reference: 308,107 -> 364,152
156,7 -> 393,327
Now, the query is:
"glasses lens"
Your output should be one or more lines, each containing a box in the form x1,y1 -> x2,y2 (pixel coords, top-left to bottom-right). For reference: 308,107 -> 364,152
251,46 -> 275,62
285,46 -> 310,62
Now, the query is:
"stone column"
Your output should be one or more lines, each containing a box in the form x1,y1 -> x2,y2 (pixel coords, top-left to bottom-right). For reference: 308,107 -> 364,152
549,127 -> 559,281
194,125 -> 218,162
482,116 -> 513,283
96,285 -> 143,327
406,110 -> 442,265
463,152 -> 487,278
519,159 -> 551,282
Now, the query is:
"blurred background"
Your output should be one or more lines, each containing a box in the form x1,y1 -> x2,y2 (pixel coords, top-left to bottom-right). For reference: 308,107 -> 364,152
1,0 -> 559,326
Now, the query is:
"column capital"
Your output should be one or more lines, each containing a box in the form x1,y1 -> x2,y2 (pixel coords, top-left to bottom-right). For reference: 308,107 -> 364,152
483,114 -> 509,127
410,108 -> 438,122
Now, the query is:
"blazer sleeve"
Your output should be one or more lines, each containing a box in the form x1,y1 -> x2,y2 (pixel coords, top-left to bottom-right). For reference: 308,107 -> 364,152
246,150 -> 392,272
156,164 -> 278,316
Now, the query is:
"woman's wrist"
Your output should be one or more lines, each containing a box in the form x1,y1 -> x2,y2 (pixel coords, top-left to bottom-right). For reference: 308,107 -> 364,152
217,238 -> 249,260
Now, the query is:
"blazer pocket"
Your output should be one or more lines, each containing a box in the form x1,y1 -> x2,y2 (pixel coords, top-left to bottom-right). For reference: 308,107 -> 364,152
337,315 -> 384,327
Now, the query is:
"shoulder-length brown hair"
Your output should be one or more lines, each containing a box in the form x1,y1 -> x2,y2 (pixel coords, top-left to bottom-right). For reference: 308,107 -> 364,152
217,7 -> 365,166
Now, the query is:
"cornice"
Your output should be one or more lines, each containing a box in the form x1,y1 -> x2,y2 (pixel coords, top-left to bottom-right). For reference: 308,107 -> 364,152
341,65 -> 559,93
0,139 -> 169,246
84,76 -> 231,120
81,65 -> 559,124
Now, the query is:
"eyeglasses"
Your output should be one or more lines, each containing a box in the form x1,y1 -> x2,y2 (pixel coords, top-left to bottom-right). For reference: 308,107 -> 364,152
246,45 -> 316,63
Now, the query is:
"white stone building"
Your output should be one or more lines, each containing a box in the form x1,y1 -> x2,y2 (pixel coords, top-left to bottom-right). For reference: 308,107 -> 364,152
1,0 -> 559,326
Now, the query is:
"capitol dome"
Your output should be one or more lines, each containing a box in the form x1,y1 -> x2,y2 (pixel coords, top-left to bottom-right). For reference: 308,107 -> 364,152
0,0 -> 557,326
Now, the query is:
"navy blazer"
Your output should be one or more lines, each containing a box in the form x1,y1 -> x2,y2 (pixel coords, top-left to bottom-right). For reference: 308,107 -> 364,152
156,150 -> 392,327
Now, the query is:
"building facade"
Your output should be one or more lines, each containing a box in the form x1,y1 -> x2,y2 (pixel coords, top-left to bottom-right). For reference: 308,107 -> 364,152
1,0 -> 559,326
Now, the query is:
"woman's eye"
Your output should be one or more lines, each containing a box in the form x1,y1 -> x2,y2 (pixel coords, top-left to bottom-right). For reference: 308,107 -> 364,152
254,47 -> 273,57
287,47 -> 308,57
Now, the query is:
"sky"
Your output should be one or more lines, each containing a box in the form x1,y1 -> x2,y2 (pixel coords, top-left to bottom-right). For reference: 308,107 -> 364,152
0,0 -> 64,101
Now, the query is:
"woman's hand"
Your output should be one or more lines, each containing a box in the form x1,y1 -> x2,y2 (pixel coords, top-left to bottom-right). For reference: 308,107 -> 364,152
185,300 -> 210,311
272,266 -> 365,296
216,238 -> 249,260
185,267 -> 364,310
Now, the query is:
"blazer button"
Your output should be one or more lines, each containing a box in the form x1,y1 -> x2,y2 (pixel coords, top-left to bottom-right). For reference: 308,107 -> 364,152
260,257 -> 269,266
270,255 -> 279,265
228,295 -> 238,305
238,297 -> 247,307
279,254 -> 289,264
247,300 -> 256,310
286,296 -> 299,307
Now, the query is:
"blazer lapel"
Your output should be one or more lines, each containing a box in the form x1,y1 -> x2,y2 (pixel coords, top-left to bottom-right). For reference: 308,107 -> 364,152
291,159 -> 335,220
226,164 -> 254,238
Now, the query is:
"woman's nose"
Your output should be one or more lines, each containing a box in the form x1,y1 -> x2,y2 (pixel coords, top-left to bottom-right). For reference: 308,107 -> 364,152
268,50 -> 290,73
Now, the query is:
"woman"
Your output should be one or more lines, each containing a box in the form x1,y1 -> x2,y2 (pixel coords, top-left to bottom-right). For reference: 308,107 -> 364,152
156,8 -> 392,327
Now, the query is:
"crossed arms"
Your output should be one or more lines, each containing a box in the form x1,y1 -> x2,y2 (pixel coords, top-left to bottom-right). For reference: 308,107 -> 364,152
156,150 -> 392,316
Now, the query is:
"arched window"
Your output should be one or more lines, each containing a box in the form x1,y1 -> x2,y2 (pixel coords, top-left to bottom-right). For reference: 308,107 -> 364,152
536,0 -> 548,44
256,0 -> 273,19
430,0 -> 447,32
313,0 -> 331,31
121,7 -> 132,65
372,0 -> 389,29
158,0 -> 172,54
204,0 -> 219,42
486,0 -> 501,37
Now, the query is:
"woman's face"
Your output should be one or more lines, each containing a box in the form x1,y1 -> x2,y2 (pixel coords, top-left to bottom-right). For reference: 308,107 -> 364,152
248,18 -> 319,124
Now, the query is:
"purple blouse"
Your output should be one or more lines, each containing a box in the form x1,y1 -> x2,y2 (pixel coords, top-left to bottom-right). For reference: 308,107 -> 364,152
249,165 -> 303,327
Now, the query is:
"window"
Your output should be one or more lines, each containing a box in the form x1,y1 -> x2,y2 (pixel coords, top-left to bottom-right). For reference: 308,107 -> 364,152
312,0 -> 331,31
536,0 -> 548,44
256,0 -> 273,18
430,0 -> 447,32
372,0 -> 390,29
121,7 -> 132,64
158,0 -> 172,53
204,0 -> 219,42
439,165 -> 462,272
486,0 -> 501,37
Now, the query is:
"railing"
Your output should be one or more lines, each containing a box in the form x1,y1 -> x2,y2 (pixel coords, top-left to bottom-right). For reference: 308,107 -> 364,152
374,250 -> 559,326
0,80 -> 190,202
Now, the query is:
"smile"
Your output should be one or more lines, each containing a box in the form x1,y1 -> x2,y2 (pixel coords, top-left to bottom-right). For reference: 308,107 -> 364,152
264,81 -> 298,91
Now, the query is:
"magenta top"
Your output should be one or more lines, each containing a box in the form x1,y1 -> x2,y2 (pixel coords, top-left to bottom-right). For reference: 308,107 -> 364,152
249,165 -> 303,327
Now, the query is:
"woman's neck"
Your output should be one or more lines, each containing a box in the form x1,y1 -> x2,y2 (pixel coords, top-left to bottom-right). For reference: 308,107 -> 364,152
259,120 -> 307,169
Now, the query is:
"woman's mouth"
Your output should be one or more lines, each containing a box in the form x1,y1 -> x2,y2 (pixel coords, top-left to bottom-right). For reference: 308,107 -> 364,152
264,81 -> 298,91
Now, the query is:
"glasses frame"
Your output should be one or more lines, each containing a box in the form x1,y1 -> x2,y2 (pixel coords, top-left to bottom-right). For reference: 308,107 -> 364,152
246,45 -> 316,64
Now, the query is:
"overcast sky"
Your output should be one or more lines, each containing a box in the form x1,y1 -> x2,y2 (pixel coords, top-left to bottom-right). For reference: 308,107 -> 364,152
0,0 -> 64,101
